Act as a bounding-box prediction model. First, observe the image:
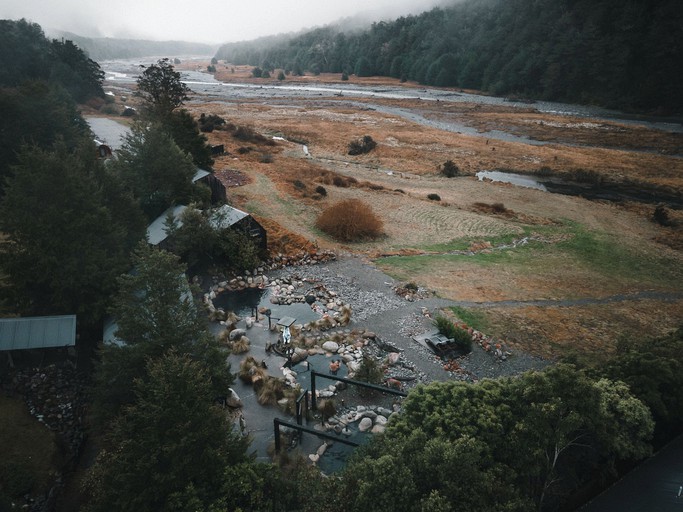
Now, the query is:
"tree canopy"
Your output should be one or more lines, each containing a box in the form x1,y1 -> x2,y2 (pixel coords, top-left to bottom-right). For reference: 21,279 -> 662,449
135,58 -> 189,118
87,352 -> 249,512
215,0 -> 683,113
109,122 -> 198,220
0,140 -> 145,326
93,243 -> 232,422
337,364 -> 653,512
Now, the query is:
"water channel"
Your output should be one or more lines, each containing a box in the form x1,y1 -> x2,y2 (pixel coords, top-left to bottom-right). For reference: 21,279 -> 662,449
99,57 -> 683,139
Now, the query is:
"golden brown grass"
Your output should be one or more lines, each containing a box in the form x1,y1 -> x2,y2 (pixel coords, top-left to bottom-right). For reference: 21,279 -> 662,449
315,199 -> 384,242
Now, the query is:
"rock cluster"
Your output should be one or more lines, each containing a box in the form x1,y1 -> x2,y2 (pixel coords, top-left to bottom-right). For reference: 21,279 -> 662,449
7,364 -> 86,459
309,404 -> 401,465
3,363 -> 87,511
267,250 -> 336,270
468,327 -> 513,362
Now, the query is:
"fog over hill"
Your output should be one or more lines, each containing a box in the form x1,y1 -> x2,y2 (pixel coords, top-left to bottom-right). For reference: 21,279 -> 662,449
0,0 -> 452,45
47,30 -> 217,60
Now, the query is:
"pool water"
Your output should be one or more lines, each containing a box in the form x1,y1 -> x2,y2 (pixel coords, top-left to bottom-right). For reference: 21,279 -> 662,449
213,288 -> 321,324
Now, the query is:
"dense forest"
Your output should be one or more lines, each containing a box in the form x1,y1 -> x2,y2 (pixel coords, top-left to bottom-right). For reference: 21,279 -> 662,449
216,0 -> 683,114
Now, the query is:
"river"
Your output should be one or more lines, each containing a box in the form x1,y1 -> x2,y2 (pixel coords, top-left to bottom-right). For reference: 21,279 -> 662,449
99,57 -> 683,143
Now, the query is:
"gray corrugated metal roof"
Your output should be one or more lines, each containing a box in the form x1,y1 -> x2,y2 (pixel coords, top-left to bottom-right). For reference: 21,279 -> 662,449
209,205 -> 249,229
193,168 -> 211,182
0,315 -> 76,351
146,205 -> 188,245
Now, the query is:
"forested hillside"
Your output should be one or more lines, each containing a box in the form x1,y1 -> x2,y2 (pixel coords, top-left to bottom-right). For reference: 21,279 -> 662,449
215,0 -> 683,114
48,30 -> 216,60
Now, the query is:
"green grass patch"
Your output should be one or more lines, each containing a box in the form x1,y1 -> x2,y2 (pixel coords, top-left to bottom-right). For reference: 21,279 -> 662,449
555,224 -> 680,283
415,230 -> 526,253
449,306 -> 490,332
376,221 -> 682,290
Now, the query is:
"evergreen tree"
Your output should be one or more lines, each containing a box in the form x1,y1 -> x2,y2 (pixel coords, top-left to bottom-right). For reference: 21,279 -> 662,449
110,122 -> 197,220
0,140 -> 144,326
87,352 -> 249,512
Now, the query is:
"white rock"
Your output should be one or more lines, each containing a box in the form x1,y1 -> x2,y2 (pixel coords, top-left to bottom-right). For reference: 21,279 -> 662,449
375,415 -> 388,425
225,388 -> 242,408
309,453 -> 319,463
317,444 -> 328,456
245,317 -> 254,329
322,341 -> 339,352
347,361 -> 361,372
229,328 -> 246,341
358,417 -> 373,432
371,424 -> 386,434
387,352 -> 400,365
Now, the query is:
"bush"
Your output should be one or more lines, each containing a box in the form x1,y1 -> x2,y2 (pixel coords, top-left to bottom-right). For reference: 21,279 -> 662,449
348,135 -> 377,155
653,205 -> 671,226
293,179 -> 306,190
259,153 -> 273,163
315,185 -> 327,196
341,72 -> 349,81
355,355 -> 383,385
315,199 -> 383,242
233,126 -> 275,145
433,315 -> 473,353
198,113 -> 226,133
441,160 -> 460,177
277,71 -> 286,81
427,193 -> 441,201
332,176 -> 349,187
252,67 -> 263,78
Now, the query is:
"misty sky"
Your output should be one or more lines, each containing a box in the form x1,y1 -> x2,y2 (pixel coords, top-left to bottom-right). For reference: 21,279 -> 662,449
0,0 -> 447,45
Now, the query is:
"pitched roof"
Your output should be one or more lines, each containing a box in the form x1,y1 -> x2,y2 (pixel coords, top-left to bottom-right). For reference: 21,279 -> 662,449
209,204 -> 249,229
146,205 -> 188,245
0,315 -> 76,351
193,168 -> 211,182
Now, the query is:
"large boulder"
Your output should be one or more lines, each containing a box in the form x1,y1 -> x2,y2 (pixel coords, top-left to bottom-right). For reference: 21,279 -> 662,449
322,341 -> 339,353
229,328 -> 247,341
358,417 -> 373,432
225,388 -> 242,408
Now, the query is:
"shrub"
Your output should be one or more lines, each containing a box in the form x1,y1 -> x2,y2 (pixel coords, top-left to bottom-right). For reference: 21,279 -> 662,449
207,65 -> 216,73
277,71 -> 286,81
259,153 -> 273,163
252,67 -> 263,78
315,185 -> 327,196
348,135 -> 377,155
262,70 -> 271,79
332,176 -> 349,187
315,199 -> 383,242
293,179 -> 306,190
653,205 -> 671,226
355,355 -> 383,385
198,113 -> 226,133
441,160 -> 460,177
434,315 -> 472,353
341,72 -> 349,81
427,193 -> 441,201
233,126 -> 275,145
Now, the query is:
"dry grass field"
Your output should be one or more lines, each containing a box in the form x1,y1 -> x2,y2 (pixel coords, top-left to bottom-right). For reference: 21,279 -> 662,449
109,62 -> 683,358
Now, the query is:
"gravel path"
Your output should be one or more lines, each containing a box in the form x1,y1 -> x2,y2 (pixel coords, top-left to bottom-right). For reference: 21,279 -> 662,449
271,254 -> 550,385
